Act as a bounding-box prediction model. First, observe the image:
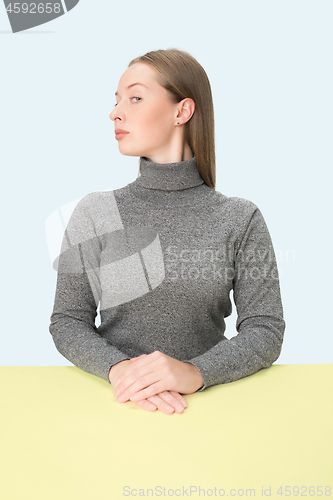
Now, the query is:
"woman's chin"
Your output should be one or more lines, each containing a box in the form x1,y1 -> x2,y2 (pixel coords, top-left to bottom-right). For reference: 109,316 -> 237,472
118,145 -> 145,158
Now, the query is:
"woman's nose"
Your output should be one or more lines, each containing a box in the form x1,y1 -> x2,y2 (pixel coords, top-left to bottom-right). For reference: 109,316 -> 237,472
109,106 -> 122,122
109,109 -> 116,121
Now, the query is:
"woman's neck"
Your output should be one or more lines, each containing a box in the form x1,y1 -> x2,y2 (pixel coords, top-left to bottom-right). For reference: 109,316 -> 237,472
145,142 -> 193,165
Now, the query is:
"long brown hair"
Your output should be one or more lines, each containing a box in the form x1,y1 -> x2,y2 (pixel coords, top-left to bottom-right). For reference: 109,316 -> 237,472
129,49 -> 216,189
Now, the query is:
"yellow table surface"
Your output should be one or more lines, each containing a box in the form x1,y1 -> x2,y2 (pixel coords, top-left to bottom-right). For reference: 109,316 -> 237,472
1,364 -> 332,499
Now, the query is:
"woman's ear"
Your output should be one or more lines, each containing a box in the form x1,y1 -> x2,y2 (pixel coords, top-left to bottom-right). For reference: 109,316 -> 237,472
176,98 -> 195,125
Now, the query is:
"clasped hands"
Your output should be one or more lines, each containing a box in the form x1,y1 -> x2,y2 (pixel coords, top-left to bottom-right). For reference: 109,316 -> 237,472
109,351 -> 204,414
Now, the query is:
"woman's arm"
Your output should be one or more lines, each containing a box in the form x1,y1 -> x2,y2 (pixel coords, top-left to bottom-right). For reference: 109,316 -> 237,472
49,194 -> 131,382
107,202 -> 285,402
183,205 -> 286,391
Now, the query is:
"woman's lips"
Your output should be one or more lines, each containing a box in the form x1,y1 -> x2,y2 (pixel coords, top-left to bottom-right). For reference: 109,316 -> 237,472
115,130 -> 129,140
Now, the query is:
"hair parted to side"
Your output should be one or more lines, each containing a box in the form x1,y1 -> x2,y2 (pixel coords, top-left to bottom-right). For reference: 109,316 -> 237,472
129,48 -> 216,189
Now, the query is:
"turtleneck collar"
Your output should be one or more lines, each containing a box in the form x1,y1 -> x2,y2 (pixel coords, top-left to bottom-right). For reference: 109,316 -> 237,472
135,156 -> 205,191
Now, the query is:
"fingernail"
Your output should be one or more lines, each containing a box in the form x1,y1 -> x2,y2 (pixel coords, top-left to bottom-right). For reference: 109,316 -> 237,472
176,404 -> 184,412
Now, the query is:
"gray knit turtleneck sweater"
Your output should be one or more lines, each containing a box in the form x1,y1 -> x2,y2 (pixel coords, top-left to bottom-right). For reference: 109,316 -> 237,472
49,156 -> 285,391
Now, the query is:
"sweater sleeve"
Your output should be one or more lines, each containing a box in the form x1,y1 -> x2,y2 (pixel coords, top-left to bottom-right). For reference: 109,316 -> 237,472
184,203 -> 286,392
49,194 -> 131,384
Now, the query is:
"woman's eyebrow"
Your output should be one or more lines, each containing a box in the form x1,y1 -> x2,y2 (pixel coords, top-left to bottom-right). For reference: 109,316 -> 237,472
115,83 -> 148,96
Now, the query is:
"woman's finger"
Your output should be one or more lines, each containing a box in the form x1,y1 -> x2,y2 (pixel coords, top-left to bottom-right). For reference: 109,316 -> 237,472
168,391 -> 187,408
156,391 -> 187,413
132,391 -> 187,414
146,394 -> 176,414
133,399 -> 157,412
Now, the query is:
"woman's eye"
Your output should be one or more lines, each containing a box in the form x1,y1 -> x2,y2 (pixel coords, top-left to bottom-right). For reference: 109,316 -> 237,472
115,96 -> 141,107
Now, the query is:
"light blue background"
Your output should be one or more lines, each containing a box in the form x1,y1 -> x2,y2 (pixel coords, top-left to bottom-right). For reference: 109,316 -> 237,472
1,0 -> 332,367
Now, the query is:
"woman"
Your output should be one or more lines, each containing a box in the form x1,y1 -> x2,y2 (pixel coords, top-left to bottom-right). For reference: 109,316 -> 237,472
49,49 -> 285,415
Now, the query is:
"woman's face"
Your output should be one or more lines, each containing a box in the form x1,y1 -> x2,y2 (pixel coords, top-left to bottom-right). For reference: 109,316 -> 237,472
109,62 -> 181,162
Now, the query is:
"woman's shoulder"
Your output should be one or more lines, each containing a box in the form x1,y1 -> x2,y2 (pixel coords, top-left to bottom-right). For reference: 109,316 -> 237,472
71,189 -> 118,215
212,188 -> 260,218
